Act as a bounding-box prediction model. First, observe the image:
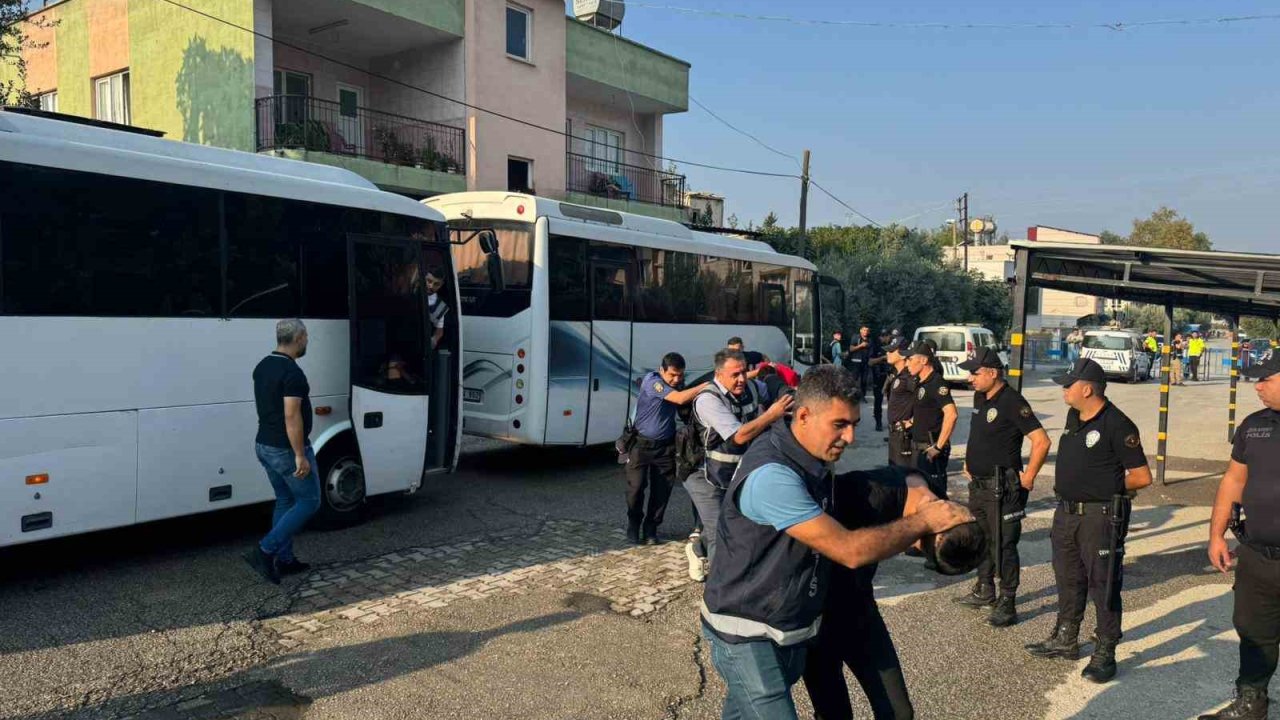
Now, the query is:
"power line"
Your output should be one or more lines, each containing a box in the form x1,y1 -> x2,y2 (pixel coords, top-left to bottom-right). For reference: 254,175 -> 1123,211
809,179 -> 881,227
625,4 -> 1280,32
150,0 -> 800,179
689,95 -> 802,169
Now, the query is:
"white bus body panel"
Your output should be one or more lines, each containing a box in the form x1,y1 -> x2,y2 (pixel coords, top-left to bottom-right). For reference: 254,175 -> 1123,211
351,389 -> 429,497
587,320 -> 633,446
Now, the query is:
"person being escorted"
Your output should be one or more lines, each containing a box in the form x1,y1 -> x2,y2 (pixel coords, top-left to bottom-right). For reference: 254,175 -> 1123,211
626,352 -> 708,545
727,336 -> 766,379
686,348 -> 793,566
953,348 -> 1052,627
884,339 -> 917,469
1026,357 -> 1153,683
1190,331 -> 1207,381
245,319 -> 321,584
700,366 -> 974,719
904,341 -> 958,500
1200,353 -> 1280,720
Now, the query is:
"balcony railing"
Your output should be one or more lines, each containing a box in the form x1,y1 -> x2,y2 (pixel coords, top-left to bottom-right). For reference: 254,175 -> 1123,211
566,151 -> 686,208
255,95 -> 465,175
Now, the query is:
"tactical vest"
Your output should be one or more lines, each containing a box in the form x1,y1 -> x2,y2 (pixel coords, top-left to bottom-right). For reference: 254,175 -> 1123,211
702,423 -> 832,646
694,381 -> 762,490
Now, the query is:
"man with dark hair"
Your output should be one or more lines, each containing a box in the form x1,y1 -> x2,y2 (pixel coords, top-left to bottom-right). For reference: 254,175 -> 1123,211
626,352 -> 708,545
424,266 -> 449,350
1026,357 -> 1152,684
884,339 -> 917,468
866,329 -> 891,431
726,336 -> 766,378
686,348 -> 792,567
848,325 -> 873,395
701,365 -> 972,719
829,331 -> 846,367
805,464 -> 985,720
904,341 -> 958,500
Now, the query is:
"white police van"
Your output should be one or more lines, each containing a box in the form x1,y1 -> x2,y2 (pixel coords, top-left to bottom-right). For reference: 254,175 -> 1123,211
913,324 -> 1008,383
1081,329 -> 1153,382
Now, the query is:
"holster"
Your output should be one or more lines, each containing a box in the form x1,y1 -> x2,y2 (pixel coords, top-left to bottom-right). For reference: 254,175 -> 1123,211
1102,494 -> 1132,612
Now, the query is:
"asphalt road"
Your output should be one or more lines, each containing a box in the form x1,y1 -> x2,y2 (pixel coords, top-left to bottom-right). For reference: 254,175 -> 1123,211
0,365 -> 1270,719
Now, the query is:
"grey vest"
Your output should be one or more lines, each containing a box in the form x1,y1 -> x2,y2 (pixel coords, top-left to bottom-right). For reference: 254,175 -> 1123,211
694,382 -> 762,489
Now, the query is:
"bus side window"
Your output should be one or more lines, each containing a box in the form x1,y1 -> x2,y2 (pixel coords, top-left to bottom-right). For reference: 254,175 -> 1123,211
548,235 -> 588,321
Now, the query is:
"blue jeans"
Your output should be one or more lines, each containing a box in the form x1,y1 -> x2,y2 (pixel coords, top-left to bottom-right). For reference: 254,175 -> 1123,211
255,443 -> 321,563
703,624 -> 807,720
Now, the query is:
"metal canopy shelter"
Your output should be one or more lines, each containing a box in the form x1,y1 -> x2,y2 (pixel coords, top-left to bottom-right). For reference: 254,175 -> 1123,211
1007,241 -> 1280,484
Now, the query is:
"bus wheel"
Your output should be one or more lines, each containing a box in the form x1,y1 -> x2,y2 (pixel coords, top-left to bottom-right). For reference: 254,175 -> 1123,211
314,440 -> 366,529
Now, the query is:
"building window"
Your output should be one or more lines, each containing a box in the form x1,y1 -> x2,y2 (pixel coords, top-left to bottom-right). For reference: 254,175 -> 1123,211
93,71 -> 130,125
507,157 -> 532,193
506,4 -> 531,61
37,91 -> 57,112
273,69 -> 312,125
585,126 -> 623,173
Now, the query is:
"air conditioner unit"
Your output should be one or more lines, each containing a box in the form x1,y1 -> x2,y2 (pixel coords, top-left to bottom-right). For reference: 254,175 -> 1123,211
574,0 -> 625,31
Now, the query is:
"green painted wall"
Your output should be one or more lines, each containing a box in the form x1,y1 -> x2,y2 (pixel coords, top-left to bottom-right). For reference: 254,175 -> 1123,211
565,18 -> 689,112
274,150 -> 467,197
355,0 -> 463,37
56,1 -> 92,116
128,0 -> 256,150
566,191 -> 686,223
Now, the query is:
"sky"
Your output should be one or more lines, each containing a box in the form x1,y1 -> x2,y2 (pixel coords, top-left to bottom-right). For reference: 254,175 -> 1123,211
606,0 -> 1280,252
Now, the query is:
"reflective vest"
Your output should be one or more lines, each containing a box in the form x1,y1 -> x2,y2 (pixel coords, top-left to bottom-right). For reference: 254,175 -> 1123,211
702,423 -> 832,646
1189,338 -> 1206,357
694,382 -> 762,490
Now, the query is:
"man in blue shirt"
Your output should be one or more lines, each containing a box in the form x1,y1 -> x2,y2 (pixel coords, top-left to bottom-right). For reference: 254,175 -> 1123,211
626,352 -> 708,545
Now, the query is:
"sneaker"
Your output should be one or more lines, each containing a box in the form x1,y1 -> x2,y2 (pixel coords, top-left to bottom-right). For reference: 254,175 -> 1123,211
277,558 -> 312,576
244,546 -> 280,585
642,534 -> 659,546
686,542 -> 707,582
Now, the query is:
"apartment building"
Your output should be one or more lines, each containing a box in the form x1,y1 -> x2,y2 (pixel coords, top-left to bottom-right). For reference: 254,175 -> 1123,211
9,0 -> 691,220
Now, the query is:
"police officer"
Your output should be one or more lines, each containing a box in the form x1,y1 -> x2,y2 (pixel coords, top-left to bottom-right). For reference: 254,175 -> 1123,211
884,339 -> 916,468
685,348 -> 792,565
867,329 -> 891,431
904,341 -> 957,500
952,347 -> 1052,627
1026,357 -> 1153,683
625,352 -> 708,545
700,366 -> 972,719
1200,353 -> 1280,719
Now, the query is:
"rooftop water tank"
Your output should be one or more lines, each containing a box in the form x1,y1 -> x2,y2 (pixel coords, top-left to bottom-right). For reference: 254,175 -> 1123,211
573,0 -> 625,31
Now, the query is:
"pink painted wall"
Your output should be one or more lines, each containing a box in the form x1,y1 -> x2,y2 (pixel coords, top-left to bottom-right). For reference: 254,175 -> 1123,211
464,0 -> 566,195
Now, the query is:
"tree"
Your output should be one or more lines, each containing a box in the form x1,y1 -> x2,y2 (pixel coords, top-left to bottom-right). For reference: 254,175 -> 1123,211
1,1 -> 52,107
1118,303 -> 1216,334
1099,230 -> 1127,245
1127,207 -> 1212,251
726,213 -> 739,229
1241,317 -> 1280,341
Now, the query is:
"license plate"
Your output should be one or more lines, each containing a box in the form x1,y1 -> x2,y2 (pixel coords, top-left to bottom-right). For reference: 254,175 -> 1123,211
463,388 -> 484,403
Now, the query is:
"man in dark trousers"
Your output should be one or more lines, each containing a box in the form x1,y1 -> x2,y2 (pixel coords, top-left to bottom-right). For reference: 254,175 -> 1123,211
1026,357 -> 1153,683
867,329 -> 891,431
246,319 -> 321,584
953,347 -> 1051,627
1201,353 -> 1280,719
625,352 -> 707,545
884,339 -> 917,468
904,341 -> 957,500
700,365 -> 972,719
848,325 -> 873,394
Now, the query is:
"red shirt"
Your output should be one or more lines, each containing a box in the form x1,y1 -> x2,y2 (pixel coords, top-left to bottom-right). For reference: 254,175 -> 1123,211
764,362 -> 801,388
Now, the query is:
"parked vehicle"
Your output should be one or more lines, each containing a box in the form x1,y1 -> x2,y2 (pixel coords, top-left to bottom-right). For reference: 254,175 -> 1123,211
1081,329 -> 1153,382
912,324 -> 1007,383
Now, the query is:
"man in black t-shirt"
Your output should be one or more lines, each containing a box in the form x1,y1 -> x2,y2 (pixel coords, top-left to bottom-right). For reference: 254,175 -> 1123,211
1201,353 -> 1280,720
884,339 -> 917,468
1026,358 -> 1152,684
904,341 -> 957,501
953,348 -> 1051,628
246,319 -> 322,585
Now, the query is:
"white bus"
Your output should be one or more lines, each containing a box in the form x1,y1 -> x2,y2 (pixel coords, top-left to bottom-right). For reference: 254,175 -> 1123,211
0,108 -> 464,547
425,192 -> 834,447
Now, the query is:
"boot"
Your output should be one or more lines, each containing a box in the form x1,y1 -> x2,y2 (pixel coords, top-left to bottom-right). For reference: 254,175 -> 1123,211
1199,686 -> 1269,720
876,419 -> 884,432
987,595 -> 1018,627
952,581 -> 996,609
1081,637 -> 1118,683
626,520 -> 640,545
1025,622 -> 1080,659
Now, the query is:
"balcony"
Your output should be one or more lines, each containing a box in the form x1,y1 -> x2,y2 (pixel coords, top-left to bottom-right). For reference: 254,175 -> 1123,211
565,152 -> 686,219
565,18 -> 689,114
255,95 -> 466,196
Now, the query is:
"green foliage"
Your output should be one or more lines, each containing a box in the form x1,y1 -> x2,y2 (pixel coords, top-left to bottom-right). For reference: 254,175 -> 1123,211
277,120 -> 330,152
1106,207 -> 1212,250
1099,230 -> 1126,245
1241,317 -> 1280,341
1118,303 -> 1214,333
1,1 -> 55,107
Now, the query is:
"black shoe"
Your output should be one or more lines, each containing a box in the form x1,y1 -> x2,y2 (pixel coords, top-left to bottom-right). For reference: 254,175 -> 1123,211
875,421 -> 884,432
1080,638 -> 1118,683
952,583 -> 996,609
987,596 -> 1018,627
1025,622 -> 1080,659
1200,686 -> 1269,719
277,558 -> 312,576
244,546 -> 280,585
626,522 -> 641,545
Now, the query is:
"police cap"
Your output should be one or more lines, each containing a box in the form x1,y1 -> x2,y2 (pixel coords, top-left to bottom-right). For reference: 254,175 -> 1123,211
902,340 -> 936,359
1243,352 -> 1280,381
958,347 -> 1004,372
1053,357 -> 1108,388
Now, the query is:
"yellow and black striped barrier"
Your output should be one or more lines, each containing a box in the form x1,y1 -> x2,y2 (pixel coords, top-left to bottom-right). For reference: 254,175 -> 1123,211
1228,323 -> 1241,443
1156,343 -> 1171,485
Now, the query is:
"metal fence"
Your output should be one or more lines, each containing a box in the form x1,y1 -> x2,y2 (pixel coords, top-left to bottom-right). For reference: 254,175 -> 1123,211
1022,338 -> 1238,380
565,152 -> 686,207
255,95 -> 465,175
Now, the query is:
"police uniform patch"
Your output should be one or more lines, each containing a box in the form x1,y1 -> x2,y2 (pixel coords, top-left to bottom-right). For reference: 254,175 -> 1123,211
917,387 -> 926,400
653,382 -> 665,394
939,386 -> 950,396
893,379 -> 901,389
1124,433 -> 1140,449
1086,430 -> 1101,448
1019,405 -> 1033,419
986,408 -> 998,423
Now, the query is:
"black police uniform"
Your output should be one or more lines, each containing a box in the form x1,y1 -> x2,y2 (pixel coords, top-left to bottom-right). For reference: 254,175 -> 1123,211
1201,354 -> 1280,720
804,467 -> 914,720
1029,359 -> 1146,682
848,333 -> 872,393
911,368 -> 954,500
959,350 -> 1043,619
886,365 -> 916,468
868,335 -> 889,429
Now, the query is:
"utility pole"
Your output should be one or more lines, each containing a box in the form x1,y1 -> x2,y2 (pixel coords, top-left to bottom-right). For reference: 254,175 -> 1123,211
960,192 -> 970,272
798,149 -> 811,257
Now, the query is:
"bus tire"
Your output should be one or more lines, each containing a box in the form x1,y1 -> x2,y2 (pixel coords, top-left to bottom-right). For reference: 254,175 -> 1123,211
313,435 -> 366,530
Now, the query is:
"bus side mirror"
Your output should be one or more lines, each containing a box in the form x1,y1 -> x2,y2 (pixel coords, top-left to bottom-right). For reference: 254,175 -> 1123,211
478,231 -> 506,292
478,231 -> 499,256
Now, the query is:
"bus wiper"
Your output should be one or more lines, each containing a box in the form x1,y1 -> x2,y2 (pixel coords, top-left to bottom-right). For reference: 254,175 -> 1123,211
228,283 -> 290,316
